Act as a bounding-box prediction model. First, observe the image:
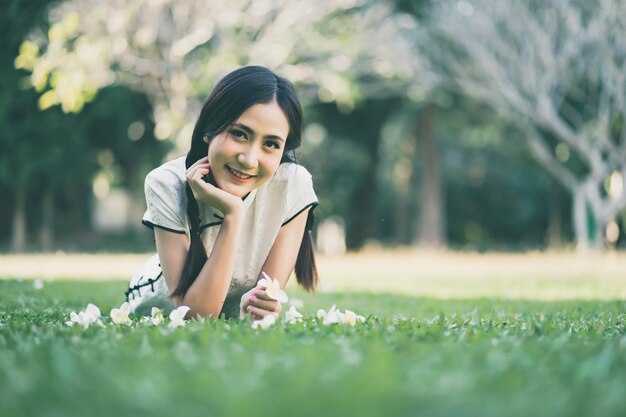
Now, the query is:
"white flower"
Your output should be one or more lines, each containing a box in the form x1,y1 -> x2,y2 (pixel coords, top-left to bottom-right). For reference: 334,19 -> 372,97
316,305 -> 365,326
318,305 -> 342,326
33,279 -> 44,290
251,314 -> 276,330
168,305 -> 190,329
110,302 -> 132,325
84,304 -> 101,322
257,272 -> 288,303
342,309 -> 366,326
65,303 -> 103,329
65,311 -> 80,328
150,307 -> 164,326
284,305 -> 303,324
290,298 -> 304,309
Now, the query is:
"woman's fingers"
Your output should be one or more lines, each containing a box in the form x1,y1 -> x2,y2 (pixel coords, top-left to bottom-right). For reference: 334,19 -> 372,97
186,162 -> 209,180
252,288 -> 276,301
192,167 -> 209,181
185,156 -> 208,177
247,296 -> 281,313
247,304 -> 279,318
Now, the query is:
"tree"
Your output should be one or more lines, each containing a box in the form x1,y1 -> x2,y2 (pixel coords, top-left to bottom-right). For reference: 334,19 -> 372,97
0,0 -> 61,251
16,0 -> 420,150
16,0 -> 433,249
426,0 -> 626,250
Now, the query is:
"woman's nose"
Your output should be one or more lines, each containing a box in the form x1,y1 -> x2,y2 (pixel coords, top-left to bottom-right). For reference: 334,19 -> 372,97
237,146 -> 259,170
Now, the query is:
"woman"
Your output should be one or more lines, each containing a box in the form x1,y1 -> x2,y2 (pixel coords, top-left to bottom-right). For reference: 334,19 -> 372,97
125,66 -> 318,320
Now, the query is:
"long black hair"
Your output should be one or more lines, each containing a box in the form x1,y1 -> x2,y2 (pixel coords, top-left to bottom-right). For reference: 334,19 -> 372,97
171,66 -> 317,298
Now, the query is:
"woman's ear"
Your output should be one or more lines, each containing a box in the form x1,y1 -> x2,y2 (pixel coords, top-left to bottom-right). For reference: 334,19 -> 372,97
202,135 -> 210,144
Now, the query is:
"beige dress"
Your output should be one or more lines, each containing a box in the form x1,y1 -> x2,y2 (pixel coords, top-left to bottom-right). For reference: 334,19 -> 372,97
126,156 -> 318,319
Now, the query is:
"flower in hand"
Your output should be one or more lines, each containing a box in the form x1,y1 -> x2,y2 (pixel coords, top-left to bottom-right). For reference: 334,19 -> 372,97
257,271 -> 288,303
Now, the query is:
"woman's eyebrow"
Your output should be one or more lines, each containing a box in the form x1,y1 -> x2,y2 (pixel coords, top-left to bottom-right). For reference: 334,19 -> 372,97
233,123 -> 285,142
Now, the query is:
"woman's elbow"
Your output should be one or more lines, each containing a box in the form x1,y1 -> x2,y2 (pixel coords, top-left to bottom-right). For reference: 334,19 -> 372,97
172,293 -> 223,319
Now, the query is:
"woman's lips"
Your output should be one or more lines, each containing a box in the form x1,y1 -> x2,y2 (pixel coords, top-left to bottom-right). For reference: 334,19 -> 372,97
226,165 -> 256,183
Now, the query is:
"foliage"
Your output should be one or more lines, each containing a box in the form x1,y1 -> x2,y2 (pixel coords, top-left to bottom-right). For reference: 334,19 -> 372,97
16,0 -> 424,152
0,0 -> 171,251
1,279 -> 625,417
438,94 -> 572,249
7,0 -> 624,251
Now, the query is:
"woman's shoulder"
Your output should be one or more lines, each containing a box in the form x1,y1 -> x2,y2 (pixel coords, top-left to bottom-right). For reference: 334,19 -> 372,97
145,156 -> 187,190
269,162 -> 313,186
259,162 -> 316,210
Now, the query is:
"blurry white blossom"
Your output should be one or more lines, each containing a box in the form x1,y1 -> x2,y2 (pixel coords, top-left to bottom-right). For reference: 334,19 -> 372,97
150,307 -> 164,326
342,309 -> 365,326
284,305 -> 303,324
252,314 -> 276,330
257,272 -> 288,303
317,305 -> 365,326
65,303 -> 103,329
289,298 -> 305,309
33,279 -> 44,290
168,305 -> 190,329
317,304 -> 342,325
110,302 -> 132,325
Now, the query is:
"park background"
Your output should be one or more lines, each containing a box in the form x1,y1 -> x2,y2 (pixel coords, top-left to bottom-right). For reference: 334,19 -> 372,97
3,0 -> 626,255
1,1 -> 626,416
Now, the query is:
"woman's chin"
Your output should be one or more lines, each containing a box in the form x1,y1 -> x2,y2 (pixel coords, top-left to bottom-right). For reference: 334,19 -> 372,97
215,179 -> 249,198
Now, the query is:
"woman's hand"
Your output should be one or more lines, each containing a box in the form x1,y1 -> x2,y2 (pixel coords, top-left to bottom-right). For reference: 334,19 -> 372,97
239,285 -> 283,320
186,157 -> 244,216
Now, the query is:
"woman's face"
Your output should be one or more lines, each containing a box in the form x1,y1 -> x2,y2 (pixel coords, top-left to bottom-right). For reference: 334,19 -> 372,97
207,101 -> 289,198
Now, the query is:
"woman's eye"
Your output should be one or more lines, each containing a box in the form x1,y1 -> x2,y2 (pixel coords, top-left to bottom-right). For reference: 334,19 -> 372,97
230,129 -> 247,140
265,141 -> 280,150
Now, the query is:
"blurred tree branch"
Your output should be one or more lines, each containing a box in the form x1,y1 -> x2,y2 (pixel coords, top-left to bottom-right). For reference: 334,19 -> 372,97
426,0 -> 626,250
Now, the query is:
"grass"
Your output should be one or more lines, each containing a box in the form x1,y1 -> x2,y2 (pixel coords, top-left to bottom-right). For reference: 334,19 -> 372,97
1,275 -> 625,417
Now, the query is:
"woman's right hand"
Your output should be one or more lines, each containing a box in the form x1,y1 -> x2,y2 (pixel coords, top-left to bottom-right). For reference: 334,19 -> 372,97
186,157 -> 244,217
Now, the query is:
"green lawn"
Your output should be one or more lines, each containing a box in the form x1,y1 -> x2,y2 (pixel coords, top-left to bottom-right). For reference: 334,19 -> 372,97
1,279 -> 625,417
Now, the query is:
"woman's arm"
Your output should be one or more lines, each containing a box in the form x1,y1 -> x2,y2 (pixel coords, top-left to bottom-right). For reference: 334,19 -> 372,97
155,210 -> 244,319
242,208 -> 310,318
151,156 -> 248,319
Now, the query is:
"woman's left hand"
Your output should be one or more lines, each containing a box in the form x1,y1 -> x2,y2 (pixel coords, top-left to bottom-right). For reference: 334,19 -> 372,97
239,286 -> 282,320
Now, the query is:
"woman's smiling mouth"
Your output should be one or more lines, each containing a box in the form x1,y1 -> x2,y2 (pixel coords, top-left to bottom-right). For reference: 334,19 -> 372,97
226,165 -> 256,182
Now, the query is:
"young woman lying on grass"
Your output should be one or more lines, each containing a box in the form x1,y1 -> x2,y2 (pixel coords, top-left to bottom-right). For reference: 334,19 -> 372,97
125,66 -> 318,321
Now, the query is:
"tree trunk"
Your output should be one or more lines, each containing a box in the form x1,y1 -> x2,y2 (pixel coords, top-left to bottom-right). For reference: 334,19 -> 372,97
546,178 -> 562,249
39,188 -> 55,251
415,104 -> 445,249
591,217 -> 603,250
589,207 -> 605,251
393,158 -> 412,244
12,188 -> 26,252
572,188 -> 589,252
346,137 -> 380,249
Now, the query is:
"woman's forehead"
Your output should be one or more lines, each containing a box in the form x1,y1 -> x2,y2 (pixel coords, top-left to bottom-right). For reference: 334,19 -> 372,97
235,102 -> 289,139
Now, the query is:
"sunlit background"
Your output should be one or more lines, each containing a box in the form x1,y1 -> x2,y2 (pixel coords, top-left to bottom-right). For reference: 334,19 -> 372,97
2,0 -> 626,288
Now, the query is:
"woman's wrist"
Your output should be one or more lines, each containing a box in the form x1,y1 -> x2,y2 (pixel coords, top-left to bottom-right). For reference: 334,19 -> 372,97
222,207 -> 244,226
